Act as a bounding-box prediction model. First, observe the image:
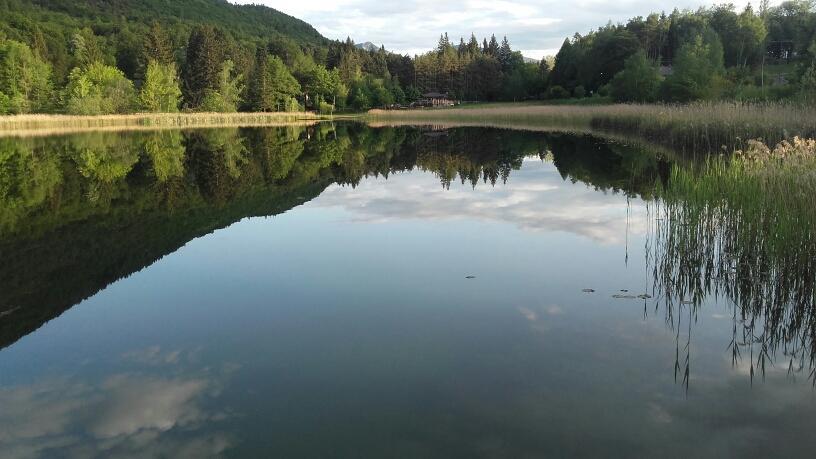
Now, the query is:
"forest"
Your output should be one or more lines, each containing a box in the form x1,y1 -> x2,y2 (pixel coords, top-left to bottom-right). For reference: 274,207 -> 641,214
0,0 -> 815,115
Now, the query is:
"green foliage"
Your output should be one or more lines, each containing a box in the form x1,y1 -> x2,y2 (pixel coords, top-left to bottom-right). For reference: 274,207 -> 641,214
0,91 -> 10,115
347,75 -> 399,109
802,62 -> 816,102
318,101 -> 334,114
610,50 -> 662,102
662,32 -> 725,102
199,60 -> 243,113
573,85 -> 586,98
64,62 -> 135,114
0,39 -> 53,113
139,61 -> 181,112
548,85 -> 570,99
0,0 -> 813,114
248,53 -> 301,112
503,63 -> 542,101
404,85 -> 421,102
71,27 -> 108,68
183,25 -> 229,108
143,22 -> 175,65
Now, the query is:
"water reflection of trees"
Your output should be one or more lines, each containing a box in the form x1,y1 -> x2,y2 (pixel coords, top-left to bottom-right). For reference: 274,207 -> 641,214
0,125 -> 665,350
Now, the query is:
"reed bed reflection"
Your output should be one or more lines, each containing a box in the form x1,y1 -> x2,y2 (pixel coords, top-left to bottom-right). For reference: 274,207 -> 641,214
650,137 -> 816,385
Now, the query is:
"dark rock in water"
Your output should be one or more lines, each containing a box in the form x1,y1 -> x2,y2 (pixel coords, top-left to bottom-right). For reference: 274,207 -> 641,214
582,289 -> 595,293
620,289 -> 629,292
637,294 -> 653,299
613,294 -> 638,299
465,276 -> 476,279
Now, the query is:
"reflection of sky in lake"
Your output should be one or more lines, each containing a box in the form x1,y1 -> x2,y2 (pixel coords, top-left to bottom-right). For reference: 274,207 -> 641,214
1,156 -> 815,457
316,157 -> 650,245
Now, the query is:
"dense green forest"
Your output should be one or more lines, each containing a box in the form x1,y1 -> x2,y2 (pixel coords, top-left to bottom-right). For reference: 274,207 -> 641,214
0,0 -> 814,115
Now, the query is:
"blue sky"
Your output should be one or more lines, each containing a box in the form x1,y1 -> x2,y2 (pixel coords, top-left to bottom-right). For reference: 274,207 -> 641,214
233,0 -> 769,59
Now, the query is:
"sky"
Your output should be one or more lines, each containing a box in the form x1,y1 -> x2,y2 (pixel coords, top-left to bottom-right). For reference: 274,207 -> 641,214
232,0 -> 766,60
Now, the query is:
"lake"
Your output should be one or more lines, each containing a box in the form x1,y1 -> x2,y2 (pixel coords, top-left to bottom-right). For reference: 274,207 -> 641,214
1,124 -> 814,458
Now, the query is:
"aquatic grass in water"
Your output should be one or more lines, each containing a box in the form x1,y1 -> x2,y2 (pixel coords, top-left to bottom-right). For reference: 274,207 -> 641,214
651,137 -> 816,382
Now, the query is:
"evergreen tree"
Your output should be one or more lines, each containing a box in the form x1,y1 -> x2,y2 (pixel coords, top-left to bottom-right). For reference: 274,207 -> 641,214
183,25 -> 228,108
498,36 -> 513,70
468,34 -> 480,55
550,39 -> 577,90
144,22 -> 175,65
488,35 -> 499,56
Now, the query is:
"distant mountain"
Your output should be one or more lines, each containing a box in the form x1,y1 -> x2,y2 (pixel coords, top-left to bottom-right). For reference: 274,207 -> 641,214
356,42 -> 383,52
523,56 -> 539,64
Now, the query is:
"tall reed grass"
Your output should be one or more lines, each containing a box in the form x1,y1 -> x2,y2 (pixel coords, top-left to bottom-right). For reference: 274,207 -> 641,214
368,102 -> 816,155
651,137 -> 816,383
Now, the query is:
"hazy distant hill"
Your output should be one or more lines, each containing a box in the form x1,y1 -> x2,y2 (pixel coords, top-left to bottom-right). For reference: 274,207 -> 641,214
356,41 -> 383,52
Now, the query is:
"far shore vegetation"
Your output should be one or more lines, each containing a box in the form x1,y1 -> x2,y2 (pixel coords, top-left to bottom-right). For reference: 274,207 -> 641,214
1,0 -> 815,118
1,0 -> 815,161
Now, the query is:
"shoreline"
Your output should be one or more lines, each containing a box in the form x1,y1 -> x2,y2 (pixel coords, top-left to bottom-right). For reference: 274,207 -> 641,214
0,112 -> 323,138
367,102 -> 816,154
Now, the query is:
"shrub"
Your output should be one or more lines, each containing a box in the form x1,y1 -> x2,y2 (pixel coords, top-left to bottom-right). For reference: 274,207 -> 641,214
318,101 -> 334,114
64,62 -> 136,115
548,85 -> 569,99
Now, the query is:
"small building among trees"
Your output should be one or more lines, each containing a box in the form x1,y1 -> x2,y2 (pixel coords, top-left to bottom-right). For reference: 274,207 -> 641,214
417,92 -> 456,107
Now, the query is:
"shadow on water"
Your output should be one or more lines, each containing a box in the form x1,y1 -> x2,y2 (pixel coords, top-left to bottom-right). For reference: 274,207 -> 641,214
1,123 -> 815,390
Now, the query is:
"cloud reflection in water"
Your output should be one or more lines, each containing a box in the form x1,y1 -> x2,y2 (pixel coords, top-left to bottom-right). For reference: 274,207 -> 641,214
0,347 -> 234,459
314,158 -> 649,245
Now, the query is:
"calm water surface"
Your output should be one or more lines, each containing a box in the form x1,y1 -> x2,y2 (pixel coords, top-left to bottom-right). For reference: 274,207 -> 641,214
0,124 -> 814,458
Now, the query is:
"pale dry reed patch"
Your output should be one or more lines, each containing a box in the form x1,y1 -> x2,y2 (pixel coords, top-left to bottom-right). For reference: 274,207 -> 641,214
0,112 -> 320,137
369,103 -> 816,154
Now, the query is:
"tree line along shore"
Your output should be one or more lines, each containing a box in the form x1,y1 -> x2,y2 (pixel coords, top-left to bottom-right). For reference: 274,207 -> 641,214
0,0 -> 814,119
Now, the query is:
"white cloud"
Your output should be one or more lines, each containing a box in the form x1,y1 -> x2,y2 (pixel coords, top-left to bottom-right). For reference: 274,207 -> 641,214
232,0 -> 769,59
311,157 -> 649,245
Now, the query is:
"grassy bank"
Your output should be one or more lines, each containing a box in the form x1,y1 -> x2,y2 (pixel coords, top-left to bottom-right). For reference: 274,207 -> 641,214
368,102 -> 816,155
0,112 -> 321,137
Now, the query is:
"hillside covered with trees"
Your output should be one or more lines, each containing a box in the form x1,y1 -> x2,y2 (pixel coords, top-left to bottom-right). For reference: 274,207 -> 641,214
0,0 -> 814,116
